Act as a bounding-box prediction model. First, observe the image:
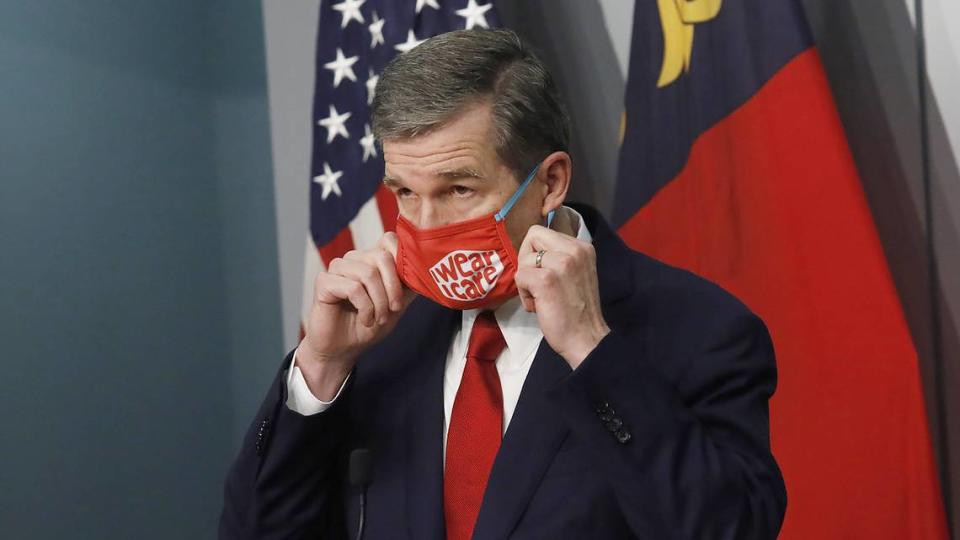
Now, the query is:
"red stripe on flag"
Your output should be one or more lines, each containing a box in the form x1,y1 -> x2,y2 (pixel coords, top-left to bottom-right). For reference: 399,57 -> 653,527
317,227 -> 355,266
375,184 -> 399,233
619,49 -> 947,539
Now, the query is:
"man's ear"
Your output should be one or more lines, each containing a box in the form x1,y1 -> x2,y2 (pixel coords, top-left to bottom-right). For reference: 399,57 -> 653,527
539,151 -> 571,216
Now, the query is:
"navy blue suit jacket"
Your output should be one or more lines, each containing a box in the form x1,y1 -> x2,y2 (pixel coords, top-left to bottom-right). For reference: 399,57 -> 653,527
220,204 -> 786,539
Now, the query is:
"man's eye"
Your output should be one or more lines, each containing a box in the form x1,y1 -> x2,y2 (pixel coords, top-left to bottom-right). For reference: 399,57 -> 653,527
451,185 -> 474,197
397,188 -> 414,198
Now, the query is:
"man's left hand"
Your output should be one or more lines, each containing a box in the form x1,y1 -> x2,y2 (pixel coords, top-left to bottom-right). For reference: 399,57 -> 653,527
515,225 -> 611,369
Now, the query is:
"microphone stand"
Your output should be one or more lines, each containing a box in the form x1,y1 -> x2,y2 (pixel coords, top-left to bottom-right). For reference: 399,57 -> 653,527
349,448 -> 373,540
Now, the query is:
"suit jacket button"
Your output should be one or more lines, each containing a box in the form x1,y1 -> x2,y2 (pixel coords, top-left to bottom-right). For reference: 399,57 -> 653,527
256,418 -> 270,456
595,401 -> 614,415
615,428 -> 632,444
606,417 -> 623,431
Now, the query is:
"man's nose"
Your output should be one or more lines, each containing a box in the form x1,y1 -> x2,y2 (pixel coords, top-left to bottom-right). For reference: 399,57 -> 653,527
418,201 -> 452,229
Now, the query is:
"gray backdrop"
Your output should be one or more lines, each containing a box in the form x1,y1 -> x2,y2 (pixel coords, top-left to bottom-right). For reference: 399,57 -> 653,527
0,1 -> 280,538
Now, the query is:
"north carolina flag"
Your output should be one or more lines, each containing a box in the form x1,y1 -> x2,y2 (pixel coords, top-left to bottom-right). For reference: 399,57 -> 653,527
613,0 -> 948,538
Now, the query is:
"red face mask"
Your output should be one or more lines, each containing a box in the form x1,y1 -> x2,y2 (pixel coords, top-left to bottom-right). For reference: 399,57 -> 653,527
395,163 -> 554,310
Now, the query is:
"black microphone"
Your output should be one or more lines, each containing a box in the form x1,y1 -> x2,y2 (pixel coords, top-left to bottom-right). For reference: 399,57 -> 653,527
349,448 -> 373,540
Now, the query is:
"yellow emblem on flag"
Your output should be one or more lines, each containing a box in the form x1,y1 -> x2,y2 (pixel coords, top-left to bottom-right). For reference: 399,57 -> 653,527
656,0 -> 722,88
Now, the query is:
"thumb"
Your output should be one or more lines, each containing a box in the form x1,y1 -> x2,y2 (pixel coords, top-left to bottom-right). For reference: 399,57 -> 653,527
379,232 -> 399,259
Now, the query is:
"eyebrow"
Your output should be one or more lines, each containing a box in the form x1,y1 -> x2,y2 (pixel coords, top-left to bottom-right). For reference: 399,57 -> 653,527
382,168 -> 485,187
437,167 -> 484,181
382,175 -> 402,188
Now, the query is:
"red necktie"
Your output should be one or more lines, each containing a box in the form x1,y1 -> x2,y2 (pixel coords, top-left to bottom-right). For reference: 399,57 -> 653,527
444,311 -> 507,540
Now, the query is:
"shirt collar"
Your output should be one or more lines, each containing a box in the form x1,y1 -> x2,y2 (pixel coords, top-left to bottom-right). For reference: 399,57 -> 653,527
460,296 -> 539,371
568,205 -> 592,243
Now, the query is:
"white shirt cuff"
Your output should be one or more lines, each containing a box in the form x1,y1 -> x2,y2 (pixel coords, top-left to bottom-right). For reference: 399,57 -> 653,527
284,347 -> 350,415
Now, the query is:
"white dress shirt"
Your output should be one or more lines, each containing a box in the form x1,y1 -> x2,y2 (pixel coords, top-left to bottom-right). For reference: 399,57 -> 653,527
285,206 -> 593,459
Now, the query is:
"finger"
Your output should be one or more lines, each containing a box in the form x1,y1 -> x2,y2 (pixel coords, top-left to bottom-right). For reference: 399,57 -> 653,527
341,245 -> 402,312
317,273 -> 376,327
377,232 -> 407,312
517,225 -> 539,259
518,287 -> 536,312
519,250 -> 540,268
372,248 -> 404,312
378,232 -> 399,259
328,258 -> 390,324
518,224 -> 577,258
519,249 -> 552,269
519,250 -> 578,278
514,267 -> 541,312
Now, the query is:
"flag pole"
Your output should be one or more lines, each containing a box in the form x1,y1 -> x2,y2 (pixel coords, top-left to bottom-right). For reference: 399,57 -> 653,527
915,0 -> 952,534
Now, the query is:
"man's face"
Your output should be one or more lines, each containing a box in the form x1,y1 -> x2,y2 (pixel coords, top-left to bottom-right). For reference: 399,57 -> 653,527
382,102 -> 546,250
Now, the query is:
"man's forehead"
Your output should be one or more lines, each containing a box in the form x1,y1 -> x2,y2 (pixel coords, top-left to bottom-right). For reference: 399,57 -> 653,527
382,102 -> 494,151
381,103 -> 504,184
382,164 -> 486,187
382,141 -> 483,162
382,133 -> 499,181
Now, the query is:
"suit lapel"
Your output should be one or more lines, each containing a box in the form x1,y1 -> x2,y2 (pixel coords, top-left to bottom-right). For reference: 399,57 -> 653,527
470,342 -> 572,540
404,303 -> 459,540
471,205 -> 635,539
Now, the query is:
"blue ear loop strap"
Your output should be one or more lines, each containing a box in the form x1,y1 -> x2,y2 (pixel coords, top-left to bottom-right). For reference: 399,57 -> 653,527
495,162 -> 554,225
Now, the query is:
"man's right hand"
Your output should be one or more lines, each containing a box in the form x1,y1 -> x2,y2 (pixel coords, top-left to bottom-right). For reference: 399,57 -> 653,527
296,232 -> 415,400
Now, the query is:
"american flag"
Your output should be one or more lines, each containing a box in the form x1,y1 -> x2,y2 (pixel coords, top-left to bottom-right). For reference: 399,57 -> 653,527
301,0 -> 501,332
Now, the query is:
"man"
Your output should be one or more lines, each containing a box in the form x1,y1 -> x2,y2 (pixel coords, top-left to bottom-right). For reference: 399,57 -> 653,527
220,29 -> 786,539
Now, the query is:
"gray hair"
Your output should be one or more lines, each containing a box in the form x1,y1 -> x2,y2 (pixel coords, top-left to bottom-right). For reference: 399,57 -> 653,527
371,29 -> 571,180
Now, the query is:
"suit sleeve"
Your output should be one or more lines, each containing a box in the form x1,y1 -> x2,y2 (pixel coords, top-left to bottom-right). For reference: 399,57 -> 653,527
219,349 -> 352,540
545,311 -> 787,539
